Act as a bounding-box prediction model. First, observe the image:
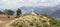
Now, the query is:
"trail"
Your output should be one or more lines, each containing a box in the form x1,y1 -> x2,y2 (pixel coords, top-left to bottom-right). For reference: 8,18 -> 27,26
0,20 -> 12,27
0,14 -> 16,27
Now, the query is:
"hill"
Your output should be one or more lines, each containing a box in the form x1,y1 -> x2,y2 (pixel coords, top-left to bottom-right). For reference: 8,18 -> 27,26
6,14 -> 60,27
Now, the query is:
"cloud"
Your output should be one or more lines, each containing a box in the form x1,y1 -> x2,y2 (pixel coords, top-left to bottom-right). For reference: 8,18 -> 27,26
0,0 -> 60,9
40,0 -> 47,2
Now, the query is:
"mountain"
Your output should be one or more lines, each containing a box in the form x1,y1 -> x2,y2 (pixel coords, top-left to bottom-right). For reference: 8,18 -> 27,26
20,6 -> 53,14
0,6 -> 60,19
49,6 -> 60,18
20,6 -> 60,19
51,10 -> 60,18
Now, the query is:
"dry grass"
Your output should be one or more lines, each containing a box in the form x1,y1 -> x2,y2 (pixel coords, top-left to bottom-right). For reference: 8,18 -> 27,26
6,14 -> 51,27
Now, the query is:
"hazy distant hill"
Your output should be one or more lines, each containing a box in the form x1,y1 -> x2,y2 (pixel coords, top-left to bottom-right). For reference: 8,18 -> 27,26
20,6 -> 60,19
51,10 -> 60,18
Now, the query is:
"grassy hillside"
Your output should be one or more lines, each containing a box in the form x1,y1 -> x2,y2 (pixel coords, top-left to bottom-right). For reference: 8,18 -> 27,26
6,14 -> 60,27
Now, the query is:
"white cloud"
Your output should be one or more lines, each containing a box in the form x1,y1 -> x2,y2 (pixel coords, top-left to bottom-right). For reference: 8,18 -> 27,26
0,0 -> 60,9
28,0 -> 38,3
30,0 -> 35,1
40,0 -> 47,2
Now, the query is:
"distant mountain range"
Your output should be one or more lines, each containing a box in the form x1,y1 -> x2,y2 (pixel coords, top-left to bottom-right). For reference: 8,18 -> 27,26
0,6 -> 60,19
20,6 -> 60,19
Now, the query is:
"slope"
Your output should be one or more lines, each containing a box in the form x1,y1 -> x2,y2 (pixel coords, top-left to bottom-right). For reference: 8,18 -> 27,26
6,14 -> 60,27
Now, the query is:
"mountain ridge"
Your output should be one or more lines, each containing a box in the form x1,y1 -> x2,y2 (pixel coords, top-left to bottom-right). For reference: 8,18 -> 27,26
20,6 -> 60,19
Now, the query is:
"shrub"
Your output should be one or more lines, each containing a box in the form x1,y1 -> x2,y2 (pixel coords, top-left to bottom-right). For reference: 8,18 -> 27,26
29,23 -> 34,26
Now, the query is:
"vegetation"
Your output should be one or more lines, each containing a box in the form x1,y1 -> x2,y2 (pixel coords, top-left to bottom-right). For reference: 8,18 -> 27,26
16,8 -> 22,18
0,9 -> 22,18
0,10 -> 4,14
4,9 -> 14,15
4,9 -> 15,18
6,14 -> 60,27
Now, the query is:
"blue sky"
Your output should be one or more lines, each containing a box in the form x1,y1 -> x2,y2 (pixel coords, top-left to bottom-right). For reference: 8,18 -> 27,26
0,0 -> 60,9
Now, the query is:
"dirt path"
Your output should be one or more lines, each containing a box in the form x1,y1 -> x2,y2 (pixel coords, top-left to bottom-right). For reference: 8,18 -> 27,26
0,14 -> 16,27
0,20 -> 15,27
0,20 -> 16,27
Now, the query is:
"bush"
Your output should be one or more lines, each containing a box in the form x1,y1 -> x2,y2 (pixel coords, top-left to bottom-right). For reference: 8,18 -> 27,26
29,23 -> 34,26
4,9 -> 14,15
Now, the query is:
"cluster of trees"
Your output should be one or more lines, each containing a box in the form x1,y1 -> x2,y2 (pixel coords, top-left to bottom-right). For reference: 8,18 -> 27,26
0,8 -> 22,18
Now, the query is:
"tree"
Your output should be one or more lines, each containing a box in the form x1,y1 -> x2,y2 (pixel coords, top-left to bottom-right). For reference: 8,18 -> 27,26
0,10 -> 3,14
7,10 -> 14,15
4,9 -> 8,15
4,9 -> 14,15
16,8 -> 22,18
4,9 -> 15,18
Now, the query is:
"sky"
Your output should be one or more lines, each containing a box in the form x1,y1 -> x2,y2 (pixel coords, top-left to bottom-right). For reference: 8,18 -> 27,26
0,0 -> 60,9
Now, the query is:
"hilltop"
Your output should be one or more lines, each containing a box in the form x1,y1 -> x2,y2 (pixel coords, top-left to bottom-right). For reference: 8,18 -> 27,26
6,14 -> 60,27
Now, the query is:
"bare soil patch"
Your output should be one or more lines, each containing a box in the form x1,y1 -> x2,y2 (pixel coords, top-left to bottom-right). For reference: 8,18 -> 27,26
0,14 -> 16,27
